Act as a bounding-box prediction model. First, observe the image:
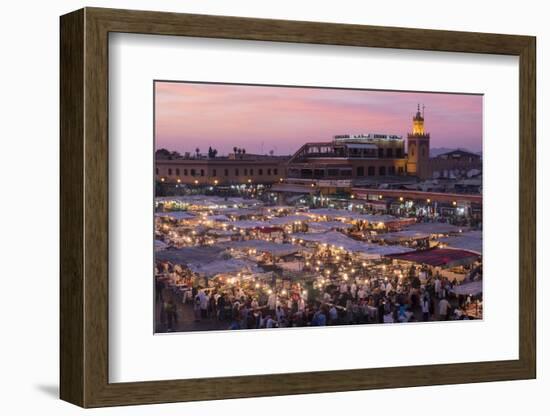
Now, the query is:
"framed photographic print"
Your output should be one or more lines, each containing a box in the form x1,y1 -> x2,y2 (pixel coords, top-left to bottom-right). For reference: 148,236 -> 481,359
60,7 -> 536,408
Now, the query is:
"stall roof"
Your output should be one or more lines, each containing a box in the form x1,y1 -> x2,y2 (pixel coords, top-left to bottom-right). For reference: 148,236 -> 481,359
375,230 -> 430,242
231,220 -> 269,229
438,231 -> 482,254
307,221 -> 353,233
154,239 -> 169,251
267,214 -> 311,226
385,247 -> 479,267
155,245 -> 262,277
204,214 -> 230,222
403,222 -> 465,235
451,280 -> 483,296
190,258 -> 262,277
220,240 -> 300,257
156,195 -> 258,207
306,209 -> 405,225
156,246 -> 225,265
155,211 -> 196,220
291,231 -> 413,258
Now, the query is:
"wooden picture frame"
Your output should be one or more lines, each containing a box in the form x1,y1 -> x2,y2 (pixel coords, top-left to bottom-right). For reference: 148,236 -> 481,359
60,7 -> 536,408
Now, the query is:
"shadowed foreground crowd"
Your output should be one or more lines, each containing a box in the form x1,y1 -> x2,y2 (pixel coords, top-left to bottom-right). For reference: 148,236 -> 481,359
157,264 -> 481,332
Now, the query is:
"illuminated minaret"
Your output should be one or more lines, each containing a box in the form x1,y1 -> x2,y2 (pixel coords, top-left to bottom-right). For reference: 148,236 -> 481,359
407,104 -> 431,179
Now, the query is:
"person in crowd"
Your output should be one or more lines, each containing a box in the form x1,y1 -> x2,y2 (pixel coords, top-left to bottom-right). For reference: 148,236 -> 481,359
438,296 -> 452,321
421,294 -> 431,322
193,292 -> 202,322
328,304 -> 338,325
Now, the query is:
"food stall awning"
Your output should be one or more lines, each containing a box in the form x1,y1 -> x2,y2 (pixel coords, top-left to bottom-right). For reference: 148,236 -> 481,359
451,280 -> 483,296
154,239 -> 169,251
374,230 -> 430,243
437,230 -> 482,254
307,221 -> 352,233
385,247 -> 480,268
155,211 -> 196,220
291,231 -> 413,259
267,214 -> 311,226
220,240 -> 300,257
403,222 -> 465,235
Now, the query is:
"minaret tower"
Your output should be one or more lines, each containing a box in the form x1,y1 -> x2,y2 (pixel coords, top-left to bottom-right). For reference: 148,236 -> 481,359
407,104 -> 431,179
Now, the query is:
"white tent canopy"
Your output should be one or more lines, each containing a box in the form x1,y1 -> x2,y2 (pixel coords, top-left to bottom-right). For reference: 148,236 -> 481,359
404,222 -> 465,235
155,211 -> 195,221
189,258 -> 262,278
438,231 -> 482,254
267,214 -> 311,226
154,239 -> 169,251
231,220 -> 270,230
220,240 -> 301,257
307,221 -> 353,233
374,230 -> 430,243
451,280 -> 483,296
291,231 -> 414,259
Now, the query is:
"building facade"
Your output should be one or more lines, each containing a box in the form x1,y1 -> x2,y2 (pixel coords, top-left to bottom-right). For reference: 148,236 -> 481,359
285,105 -> 435,182
428,149 -> 482,179
155,154 -> 289,185
286,133 -> 408,181
156,107 -> 482,187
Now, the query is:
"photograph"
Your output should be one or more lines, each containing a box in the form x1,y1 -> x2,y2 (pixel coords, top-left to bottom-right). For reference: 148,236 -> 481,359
153,81 -> 483,333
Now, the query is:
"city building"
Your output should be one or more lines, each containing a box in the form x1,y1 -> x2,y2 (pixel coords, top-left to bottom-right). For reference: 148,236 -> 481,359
284,105 -> 427,184
155,153 -> 289,185
155,106 -> 482,189
429,149 -> 482,179
284,105 -> 481,183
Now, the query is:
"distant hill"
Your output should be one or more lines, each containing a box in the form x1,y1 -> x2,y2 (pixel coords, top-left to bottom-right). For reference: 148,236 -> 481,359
430,147 -> 482,157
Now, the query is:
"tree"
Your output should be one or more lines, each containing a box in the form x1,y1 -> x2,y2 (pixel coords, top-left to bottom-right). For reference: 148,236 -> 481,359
207,147 -> 218,159
155,148 -> 172,159
233,146 -> 238,154
195,147 -> 200,157
269,149 -> 274,156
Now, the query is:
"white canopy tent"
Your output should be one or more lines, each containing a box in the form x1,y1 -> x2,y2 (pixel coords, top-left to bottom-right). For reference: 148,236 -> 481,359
404,222 -> 465,235
451,280 -> 483,296
291,231 -> 414,259
438,230 -> 482,254
220,240 -> 301,257
155,211 -> 196,221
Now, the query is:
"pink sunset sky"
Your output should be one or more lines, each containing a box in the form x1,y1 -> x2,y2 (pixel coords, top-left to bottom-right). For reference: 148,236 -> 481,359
155,81 -> 482,156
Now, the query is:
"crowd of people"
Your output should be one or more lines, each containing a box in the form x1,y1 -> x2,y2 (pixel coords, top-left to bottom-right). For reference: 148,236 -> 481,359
156,253 -> 482,332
